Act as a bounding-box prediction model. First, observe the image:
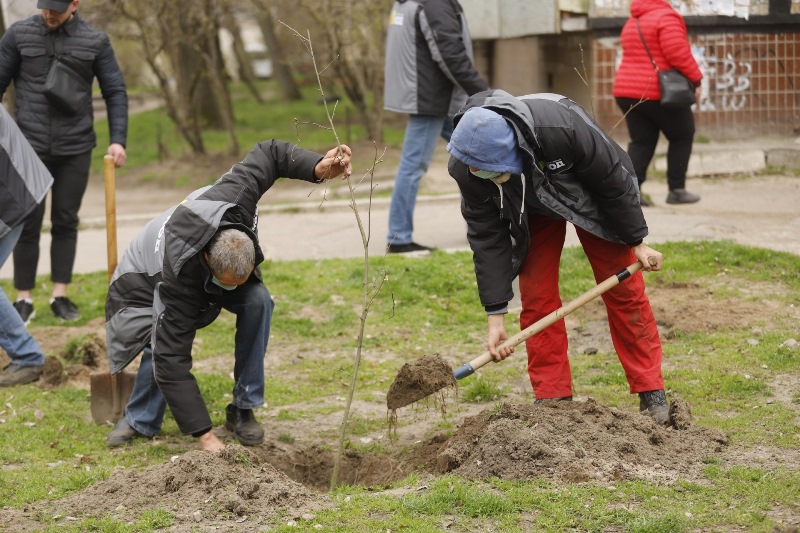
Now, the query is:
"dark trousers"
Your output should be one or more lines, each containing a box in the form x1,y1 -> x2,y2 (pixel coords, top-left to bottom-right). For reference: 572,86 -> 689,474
615,98 -> 695,191
13,151 -> 93,290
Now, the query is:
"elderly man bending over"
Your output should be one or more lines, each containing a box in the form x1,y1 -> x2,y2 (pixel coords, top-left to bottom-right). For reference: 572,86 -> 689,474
105,140 -> 352,452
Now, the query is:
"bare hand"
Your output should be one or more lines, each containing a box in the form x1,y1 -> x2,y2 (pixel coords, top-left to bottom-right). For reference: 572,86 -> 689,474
487,314 -> 514,361
632,243 -> 663,271
198,431 -> 225,452
107,143 -> 127,168
314,144 -> 353,180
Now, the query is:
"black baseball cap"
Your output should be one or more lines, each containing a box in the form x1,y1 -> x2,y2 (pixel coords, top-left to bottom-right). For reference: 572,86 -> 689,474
37,0 -> 72,13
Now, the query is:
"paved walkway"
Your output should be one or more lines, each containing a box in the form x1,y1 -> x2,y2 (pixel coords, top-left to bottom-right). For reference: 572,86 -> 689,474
2,140 -> 799,281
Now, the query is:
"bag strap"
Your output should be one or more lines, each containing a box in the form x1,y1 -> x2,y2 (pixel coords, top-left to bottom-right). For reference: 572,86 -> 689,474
42,34 -> 93,82
635,18 -> 659,73
43,34 -> 56,58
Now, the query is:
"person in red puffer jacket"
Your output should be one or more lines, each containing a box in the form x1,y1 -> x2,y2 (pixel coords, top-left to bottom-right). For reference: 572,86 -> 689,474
613,0 -> 703,206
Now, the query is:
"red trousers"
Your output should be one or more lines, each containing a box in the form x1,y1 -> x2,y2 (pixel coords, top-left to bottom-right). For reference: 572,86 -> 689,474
518,214 -> 664,399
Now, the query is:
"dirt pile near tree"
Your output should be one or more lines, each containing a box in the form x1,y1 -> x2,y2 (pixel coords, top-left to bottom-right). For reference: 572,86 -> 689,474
434,399 -> 728,484
48,446 -> 328,528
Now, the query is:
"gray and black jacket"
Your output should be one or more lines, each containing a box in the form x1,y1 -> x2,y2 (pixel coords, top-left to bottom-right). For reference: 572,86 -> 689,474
0,13 -> 127,156
449,90 -> 646,312
106,140 -> 323,436
384,0 -> 488,116
0,104 -> 53,238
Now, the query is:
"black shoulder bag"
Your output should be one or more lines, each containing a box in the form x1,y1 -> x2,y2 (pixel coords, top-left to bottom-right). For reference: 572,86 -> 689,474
43,36 -> 93,115
635,18 -> 695,108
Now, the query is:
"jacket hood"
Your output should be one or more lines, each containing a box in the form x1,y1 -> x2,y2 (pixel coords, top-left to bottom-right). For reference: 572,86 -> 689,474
447,107 -> 524,174
630,0 -> 674,18
454,89 -> 542,170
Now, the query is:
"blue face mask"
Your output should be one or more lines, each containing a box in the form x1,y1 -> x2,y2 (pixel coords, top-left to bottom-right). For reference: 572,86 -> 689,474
471,169 -> 504,180
211,277 -> 238,291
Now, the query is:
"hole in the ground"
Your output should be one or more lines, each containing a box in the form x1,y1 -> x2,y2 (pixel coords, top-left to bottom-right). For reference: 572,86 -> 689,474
253,440 -> 447,491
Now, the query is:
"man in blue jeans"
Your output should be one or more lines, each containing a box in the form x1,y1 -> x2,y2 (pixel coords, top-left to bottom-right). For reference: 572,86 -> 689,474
0,105 -> 53,387
104,140 -> 352,452
383,0 -> 488,253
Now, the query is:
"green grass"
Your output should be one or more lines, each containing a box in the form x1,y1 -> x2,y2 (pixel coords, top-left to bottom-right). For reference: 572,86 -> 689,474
90,80 -> 408,182
1,240 -> 799,530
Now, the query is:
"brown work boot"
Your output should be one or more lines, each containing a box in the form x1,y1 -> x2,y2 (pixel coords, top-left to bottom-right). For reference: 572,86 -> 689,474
639,389 -> 670,426
0,363 -> 43,387
225,404 -> 264,446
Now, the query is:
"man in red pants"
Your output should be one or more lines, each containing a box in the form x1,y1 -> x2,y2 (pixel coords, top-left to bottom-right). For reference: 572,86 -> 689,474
446,90 -> 669,425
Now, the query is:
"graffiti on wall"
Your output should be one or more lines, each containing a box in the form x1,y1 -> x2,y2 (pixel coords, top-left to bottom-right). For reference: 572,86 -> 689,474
590,0 -> 767,19
693,46 -> 753,111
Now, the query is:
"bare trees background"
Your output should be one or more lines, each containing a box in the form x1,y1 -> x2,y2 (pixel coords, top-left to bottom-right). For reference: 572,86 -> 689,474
74,0 -> 388,155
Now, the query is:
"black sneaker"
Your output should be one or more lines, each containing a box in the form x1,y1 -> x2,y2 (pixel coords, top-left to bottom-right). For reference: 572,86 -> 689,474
666,189 -> 700,204
106,418 -> 148,447
639,389 -> 670,426
50,297 -> 80,321
0,363 -> 43,387
225,404 -> 264,446
534,396 -> 573,404
387,242 -> 436,254
13,299 -> 35,326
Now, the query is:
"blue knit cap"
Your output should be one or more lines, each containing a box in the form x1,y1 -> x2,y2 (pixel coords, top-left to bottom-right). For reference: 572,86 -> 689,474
447,107 -> 523,175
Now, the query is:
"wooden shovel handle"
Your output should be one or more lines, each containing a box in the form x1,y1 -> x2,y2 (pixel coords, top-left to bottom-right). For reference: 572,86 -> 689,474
459,261 -> 646,377
104,155 -> 117,283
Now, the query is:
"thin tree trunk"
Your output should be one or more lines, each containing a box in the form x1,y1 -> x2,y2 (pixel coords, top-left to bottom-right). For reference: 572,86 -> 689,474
221,4 -> 264,104
256,5 -> 301,101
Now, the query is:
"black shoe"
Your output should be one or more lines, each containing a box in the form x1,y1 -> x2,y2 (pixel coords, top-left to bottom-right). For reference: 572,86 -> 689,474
50,297 -> 80,321
106,418 -> 147,447
534,396 -> 573,404
639,389 -> 670,426
0,363 -> 43,387
387,242 -> 436,254
12,299 -> 35,326
225,404 -> 264,446
666,189 -> 700,204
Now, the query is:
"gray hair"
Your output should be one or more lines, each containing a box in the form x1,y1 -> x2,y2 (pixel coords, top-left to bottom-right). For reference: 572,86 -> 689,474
206,229 -> 255,280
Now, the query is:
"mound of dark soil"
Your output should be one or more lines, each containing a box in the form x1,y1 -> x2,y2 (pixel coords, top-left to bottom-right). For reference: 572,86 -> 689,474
48,446 -> 328,528
435,399 -> 728,484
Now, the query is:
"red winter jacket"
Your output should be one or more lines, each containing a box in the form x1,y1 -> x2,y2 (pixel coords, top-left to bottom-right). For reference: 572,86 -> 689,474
612,0 -> 702,101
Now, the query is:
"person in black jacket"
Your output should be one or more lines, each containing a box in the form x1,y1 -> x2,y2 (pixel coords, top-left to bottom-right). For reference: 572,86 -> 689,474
0,105 -> 53,387
0,0 -> 128,323
105,141 -> 352,452
383,0 -> 488,253
446,90 -> 670,425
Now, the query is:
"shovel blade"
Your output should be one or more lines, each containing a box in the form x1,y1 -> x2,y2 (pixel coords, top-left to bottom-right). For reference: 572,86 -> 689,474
90,371 -> 136,425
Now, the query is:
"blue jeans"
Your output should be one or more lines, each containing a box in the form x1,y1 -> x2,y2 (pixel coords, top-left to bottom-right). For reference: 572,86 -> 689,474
124,279 -> 274,436
387,115 -> 454,245
0,225 -> 45,367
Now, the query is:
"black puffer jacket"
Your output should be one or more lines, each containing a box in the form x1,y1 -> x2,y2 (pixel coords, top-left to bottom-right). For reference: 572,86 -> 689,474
449,90 -> 646,312
106,140 -> 323,436
0,13 -> 127,156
